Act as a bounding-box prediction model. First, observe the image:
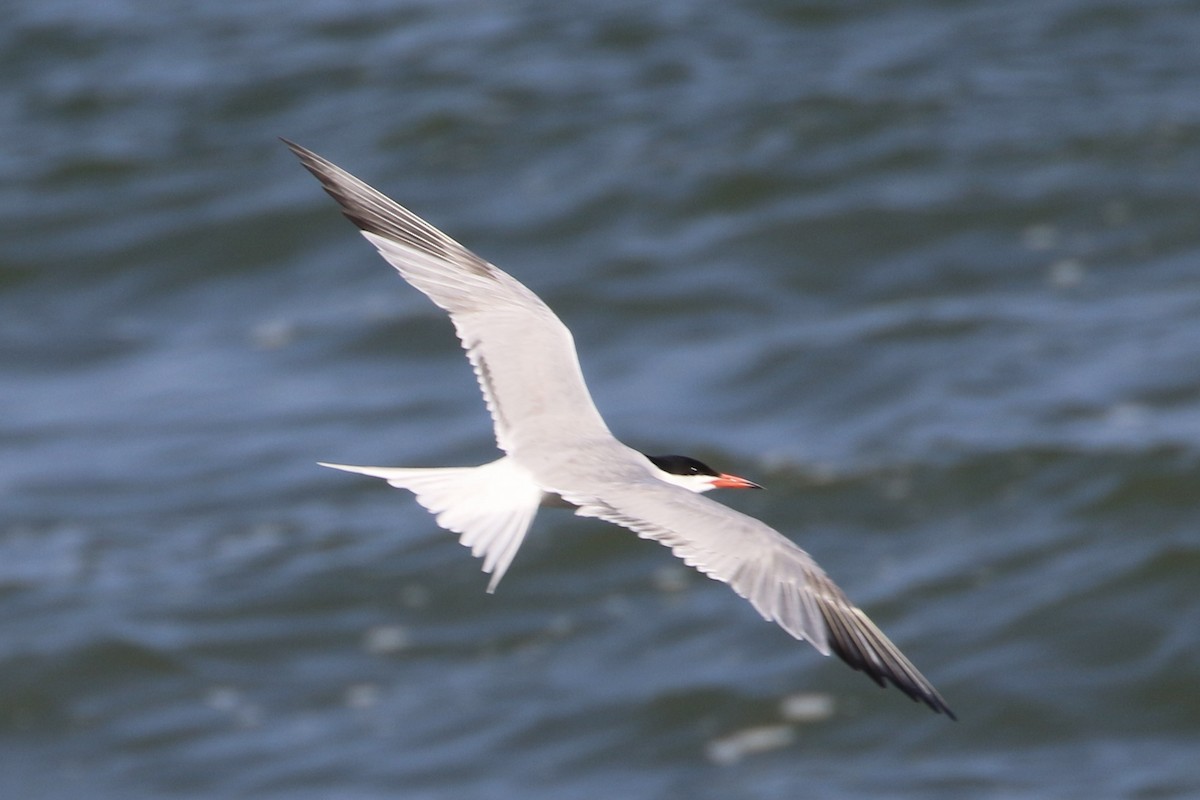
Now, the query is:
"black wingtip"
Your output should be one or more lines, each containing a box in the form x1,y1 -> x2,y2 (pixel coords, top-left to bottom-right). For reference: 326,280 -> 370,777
281,138 -> 398,242
280,137 -> 309,161
825,630 -> 957,720
817,601 -> 957,720
282,139 -> 498,283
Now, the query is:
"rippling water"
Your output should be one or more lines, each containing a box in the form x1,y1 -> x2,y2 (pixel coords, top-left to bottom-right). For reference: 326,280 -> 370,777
4,1 -> 1200,798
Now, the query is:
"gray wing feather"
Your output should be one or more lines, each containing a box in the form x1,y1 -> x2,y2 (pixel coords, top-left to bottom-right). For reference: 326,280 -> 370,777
285,140 -> 611,454
569,482 -> 955,718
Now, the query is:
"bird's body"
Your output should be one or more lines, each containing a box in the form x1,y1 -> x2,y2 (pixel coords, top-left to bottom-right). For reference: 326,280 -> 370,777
288,140 -> 954,719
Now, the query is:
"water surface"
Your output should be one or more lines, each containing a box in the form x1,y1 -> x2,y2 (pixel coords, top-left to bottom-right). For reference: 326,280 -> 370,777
3,1 -> 1200,798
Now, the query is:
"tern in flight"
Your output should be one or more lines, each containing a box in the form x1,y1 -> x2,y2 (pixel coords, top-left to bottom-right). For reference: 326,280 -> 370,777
287,140 -> 954,718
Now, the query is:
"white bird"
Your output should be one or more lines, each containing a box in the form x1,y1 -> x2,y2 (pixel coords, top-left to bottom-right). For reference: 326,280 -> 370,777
287,140 -> 955,719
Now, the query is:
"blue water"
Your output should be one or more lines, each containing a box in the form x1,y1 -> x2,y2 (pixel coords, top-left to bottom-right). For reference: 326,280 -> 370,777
4,1 -> 1200,797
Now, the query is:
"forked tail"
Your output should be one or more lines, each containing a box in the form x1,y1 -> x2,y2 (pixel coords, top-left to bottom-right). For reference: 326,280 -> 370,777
320,457 -> 544,592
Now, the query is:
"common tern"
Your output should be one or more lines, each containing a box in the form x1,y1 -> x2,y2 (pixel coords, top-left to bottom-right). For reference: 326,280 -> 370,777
288,140 -> 955,718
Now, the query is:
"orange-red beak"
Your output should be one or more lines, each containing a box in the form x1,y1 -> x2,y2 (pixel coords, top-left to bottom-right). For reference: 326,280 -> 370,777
712,473 -> 763,490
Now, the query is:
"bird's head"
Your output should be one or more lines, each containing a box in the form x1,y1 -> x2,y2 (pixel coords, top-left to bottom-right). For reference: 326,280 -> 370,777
645,454 -> 763,494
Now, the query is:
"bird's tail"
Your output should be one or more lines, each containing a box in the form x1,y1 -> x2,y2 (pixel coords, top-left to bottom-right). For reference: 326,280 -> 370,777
320,457 -> 544,592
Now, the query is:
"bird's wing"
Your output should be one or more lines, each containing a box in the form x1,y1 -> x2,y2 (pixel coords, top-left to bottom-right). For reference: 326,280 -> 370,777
286,140 -> 612,454
566,481 -> 955,717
